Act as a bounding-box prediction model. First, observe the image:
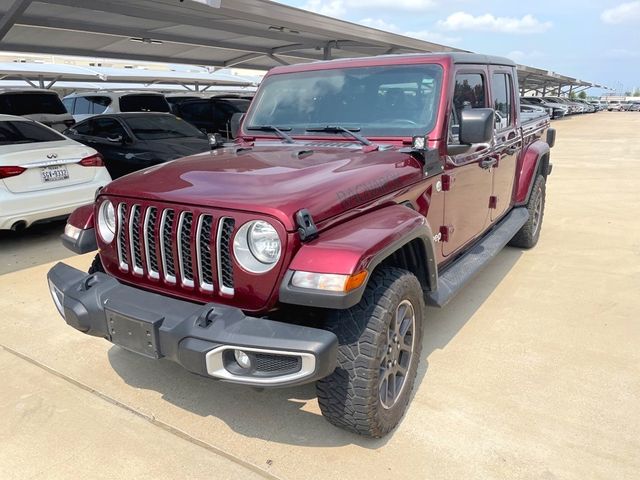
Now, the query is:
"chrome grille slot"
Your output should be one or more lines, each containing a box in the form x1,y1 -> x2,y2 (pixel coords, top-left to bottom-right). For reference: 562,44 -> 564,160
117,203 -> 128,271
177,212 -> 195,288
160,209 -> 176,283
217,217 -> 235,295
144,207 -> 159,279
129,205 -> 143,275
196,214 -> 214,292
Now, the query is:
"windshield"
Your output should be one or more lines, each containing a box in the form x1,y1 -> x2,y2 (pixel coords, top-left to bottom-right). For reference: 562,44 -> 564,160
0,120 -> 65,145
125,115 -> 206,140
0,93 -> 67,115
119,94 -> 171,113
245,64 -> 443,138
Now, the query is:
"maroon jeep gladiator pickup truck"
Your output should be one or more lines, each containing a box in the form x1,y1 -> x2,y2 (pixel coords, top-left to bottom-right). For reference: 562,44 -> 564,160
48,53 -> 555,437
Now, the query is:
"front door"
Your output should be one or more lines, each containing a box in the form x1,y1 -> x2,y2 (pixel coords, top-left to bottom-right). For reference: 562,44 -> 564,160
442,69 -> 494,257
490,68 -> 519,221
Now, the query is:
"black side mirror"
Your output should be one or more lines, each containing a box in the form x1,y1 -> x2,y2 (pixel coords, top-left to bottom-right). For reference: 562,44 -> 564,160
459,108 -> 495,145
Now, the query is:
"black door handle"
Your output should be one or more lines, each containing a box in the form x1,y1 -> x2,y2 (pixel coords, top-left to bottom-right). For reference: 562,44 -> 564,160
480,157 -> 498,169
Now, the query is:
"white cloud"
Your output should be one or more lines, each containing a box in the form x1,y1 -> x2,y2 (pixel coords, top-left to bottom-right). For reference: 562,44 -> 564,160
303,0 -> 439,17
359,17 -> 461,45
438,11 -> 552,34
601,1 -> 640,24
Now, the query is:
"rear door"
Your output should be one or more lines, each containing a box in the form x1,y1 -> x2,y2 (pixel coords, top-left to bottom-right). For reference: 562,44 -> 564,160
442,68 -> 494,257
489,67 -> 519,222
0,120 -> 97,193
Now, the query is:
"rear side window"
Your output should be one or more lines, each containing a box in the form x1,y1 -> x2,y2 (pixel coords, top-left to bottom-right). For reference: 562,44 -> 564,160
0,93 -> 67,115
492,73 -> 514,129
119,95 -> 170,113
62,98 -> 75,113
72,96 -> 112,115
0,120 -> 64,145
179,101 -> 211,121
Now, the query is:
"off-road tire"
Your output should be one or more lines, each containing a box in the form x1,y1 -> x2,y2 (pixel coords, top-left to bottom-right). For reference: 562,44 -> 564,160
88,254 -> 105,274
316,267 -> 424,437
509,174 -> 546,249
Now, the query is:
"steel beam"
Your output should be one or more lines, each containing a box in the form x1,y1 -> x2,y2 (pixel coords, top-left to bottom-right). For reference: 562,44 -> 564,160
0,0 -> 32,41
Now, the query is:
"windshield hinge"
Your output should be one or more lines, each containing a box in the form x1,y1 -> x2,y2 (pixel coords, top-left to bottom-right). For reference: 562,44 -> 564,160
295,209 -> 319,242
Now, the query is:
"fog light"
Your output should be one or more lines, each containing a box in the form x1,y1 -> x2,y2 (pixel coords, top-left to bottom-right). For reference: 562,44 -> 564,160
234,350 -> 251,369
48,278 -> 64,318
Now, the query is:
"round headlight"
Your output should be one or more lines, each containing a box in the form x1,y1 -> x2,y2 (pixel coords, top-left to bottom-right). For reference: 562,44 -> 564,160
97,200 -> 116,243
233,220 -> 281,273
248,221 -> 281,264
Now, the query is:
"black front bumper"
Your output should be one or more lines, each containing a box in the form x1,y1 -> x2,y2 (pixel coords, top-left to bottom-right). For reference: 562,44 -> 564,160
47,263 -> 338,387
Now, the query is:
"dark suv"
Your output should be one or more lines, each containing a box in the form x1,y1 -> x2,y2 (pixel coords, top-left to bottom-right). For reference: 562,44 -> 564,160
173,96 -> 251,139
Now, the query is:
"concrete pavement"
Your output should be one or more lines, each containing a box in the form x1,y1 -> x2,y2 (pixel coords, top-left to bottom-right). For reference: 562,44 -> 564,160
0,112 -> 639,479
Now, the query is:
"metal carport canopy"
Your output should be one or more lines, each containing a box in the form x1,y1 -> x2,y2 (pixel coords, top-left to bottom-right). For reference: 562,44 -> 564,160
0,0 -> 599,91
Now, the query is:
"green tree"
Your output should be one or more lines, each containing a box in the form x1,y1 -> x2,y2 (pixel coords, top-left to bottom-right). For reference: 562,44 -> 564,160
578,91 -> 587,99
633,89 -> 640,97
569,91 -> 577,99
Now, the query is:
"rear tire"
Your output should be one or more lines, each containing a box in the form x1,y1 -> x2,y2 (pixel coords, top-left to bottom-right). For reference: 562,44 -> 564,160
510,174 -> 546,249
88,254 -> 105,274
316,267 -> 424,437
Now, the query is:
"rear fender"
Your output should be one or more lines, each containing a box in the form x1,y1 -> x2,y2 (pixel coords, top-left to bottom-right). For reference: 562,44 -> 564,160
516,140 -> 550,205
279,205 -> 438,309
61,204 -> 97,254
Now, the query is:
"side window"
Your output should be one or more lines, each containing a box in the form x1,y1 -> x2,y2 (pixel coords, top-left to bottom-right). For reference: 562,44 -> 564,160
450,73 -> 486,144
180,101 -> 211,122
492,73 -> 514,130
62,98 -> 75,114
73,120 -> 94,135
88,96 -> 112,114
90,118 -> 127,139
74,96 -> 92,115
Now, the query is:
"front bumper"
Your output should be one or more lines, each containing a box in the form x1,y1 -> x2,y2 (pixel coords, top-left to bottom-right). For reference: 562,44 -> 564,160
47,263 -> 338,387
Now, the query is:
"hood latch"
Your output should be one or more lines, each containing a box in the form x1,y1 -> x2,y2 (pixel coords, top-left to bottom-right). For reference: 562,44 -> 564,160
296,209 -> 319,242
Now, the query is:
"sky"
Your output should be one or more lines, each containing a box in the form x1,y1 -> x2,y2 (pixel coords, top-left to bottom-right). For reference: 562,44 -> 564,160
276,0 -> 640,95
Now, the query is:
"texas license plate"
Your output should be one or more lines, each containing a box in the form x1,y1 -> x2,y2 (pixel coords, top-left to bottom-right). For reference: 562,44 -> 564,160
41,165 -> 70,182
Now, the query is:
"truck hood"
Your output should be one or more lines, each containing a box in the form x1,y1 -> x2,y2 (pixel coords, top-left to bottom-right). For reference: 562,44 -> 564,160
101,144 -> 423,230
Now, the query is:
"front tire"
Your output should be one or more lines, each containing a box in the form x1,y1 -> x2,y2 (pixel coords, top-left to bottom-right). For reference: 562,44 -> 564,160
509,174 -> 546,249
316,268 -> 424,437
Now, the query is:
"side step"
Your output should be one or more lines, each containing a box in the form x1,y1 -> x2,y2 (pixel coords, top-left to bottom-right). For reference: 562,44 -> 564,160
426,207 -> 529,308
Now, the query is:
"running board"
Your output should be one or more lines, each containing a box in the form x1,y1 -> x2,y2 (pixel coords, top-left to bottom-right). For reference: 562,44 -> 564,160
426,207 -> 529,308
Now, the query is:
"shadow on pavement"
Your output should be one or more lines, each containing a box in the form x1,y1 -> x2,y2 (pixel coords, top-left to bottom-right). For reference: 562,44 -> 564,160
108,247 -> 523,448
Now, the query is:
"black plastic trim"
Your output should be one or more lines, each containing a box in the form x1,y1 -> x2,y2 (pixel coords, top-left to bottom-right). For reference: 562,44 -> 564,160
47,263 -> 338,387
60,228 -> 98,254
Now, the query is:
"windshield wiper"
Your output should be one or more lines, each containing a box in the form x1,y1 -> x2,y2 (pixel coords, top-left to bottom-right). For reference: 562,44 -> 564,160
246,125 -> 295,144
305,125 -> 371,146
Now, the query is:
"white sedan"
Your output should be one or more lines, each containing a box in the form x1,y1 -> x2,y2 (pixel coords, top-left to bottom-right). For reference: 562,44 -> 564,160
0,115 -> 111,231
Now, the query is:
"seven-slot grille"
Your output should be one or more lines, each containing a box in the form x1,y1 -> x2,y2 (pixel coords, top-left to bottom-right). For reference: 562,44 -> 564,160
116,202 -> 236,295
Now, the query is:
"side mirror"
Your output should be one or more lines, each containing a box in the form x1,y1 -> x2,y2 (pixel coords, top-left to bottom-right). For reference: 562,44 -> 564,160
448,108 -> 494,155
459,108 -> 495,145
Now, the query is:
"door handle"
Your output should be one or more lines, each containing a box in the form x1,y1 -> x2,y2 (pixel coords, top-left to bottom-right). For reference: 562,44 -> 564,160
480,157 -> 498,169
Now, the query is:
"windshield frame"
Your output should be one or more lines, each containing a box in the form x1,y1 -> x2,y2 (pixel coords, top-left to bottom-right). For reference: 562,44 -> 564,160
242,62 -> 444,140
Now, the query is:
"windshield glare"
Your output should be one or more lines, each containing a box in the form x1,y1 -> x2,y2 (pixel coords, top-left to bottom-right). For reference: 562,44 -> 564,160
245,64 -> 443,138
125,115 -> 206,140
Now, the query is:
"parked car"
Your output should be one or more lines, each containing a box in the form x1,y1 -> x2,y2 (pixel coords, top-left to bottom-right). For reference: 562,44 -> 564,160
172,96 -> 251,139
64,112 -> 213,179
574,99 -> 596,113
607,101 -> 623,111
628,103 -> 640,111
0,89 -> 75,132
49,52 -> 555,438
543,96 -> 583,114
0,114 -> 110,231
520,103 -> 549,121
521,97 -> 568,119
62,91 -> 171,122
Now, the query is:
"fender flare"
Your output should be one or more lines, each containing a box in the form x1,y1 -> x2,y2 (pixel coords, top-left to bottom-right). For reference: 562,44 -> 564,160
61,204 -> 98,254
516,140 -> 550,205
279,204 -> 438,309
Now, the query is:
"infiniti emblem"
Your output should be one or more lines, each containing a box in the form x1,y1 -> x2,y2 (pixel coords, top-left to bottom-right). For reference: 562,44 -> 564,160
47,153 -> 58,159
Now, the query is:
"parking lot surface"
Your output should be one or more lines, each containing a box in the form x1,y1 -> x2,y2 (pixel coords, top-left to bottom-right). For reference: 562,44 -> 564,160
0,113 -> 638,480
